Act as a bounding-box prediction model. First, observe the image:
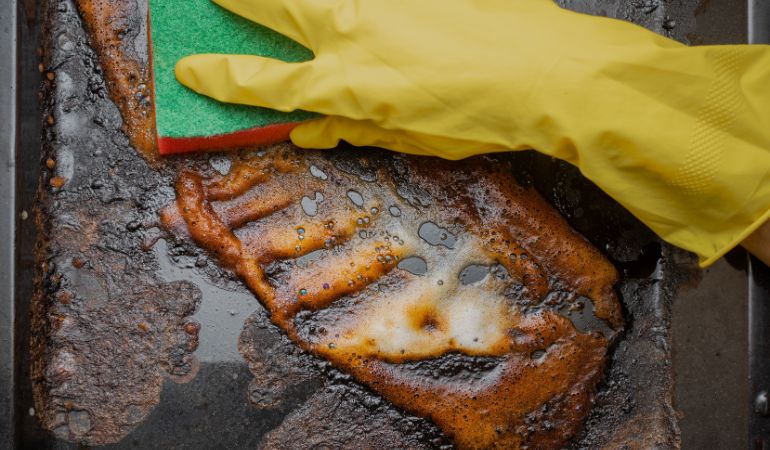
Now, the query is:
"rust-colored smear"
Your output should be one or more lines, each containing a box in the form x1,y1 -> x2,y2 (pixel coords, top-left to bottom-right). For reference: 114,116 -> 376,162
77,0 -> 158,161
49,176 -> 67,188
162,147 -> 623,449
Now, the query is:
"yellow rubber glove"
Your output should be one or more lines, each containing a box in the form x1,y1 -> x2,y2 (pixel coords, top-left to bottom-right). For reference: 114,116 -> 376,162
175,0 -> 770,267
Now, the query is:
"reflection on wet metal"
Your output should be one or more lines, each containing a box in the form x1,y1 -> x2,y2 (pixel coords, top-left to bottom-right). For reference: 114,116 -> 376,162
209,155 -> 231,176
300,192 -> 324,217
296,249 -> 325,269
397,256 -> 428,276
458,264 -> 490,285
559,296 -> 613,337
418,221 -> 457,249
309,164 -> 328,181
531,350 -> 546,361
153,239 -> 259,362
347,190 -> 364,207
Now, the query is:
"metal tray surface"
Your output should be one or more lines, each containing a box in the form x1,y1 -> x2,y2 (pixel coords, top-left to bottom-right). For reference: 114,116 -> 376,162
0,0 -> 766,448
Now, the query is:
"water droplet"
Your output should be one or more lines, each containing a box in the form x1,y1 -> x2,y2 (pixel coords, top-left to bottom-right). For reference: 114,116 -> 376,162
389,205 -> 401,217
323,283 -> 330,290
459,264 -> 490,285
370,207 -> 379,214
309,164 -> 328,180
299,288 -> 308,296
209,155 -> 232,175
558,296 -> 613,336
356,218 -> 364,226
300,192 -> 324,216
437,280 -> 444,286
295,249 -> 325,268
397,256 -> 428,276
297,228 -> 305,235
347,190 -> 364,207
359,231 -> 368,239
418,222 -> 457,248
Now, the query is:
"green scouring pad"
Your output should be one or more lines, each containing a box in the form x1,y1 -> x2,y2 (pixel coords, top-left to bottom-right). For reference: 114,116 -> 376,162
148,0 -> 317,154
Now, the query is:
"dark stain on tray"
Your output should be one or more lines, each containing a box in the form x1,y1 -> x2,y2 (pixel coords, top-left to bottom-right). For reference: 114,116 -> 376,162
30,0 -> 701,447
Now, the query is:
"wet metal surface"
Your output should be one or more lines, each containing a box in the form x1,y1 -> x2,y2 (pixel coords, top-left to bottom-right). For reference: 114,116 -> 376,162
458,264 -> 489,286
673,256 -> 749,449
418,221 -> 457,249
154,239 -> 259,363
397,256 -> 429,276
749,256 -> 770,448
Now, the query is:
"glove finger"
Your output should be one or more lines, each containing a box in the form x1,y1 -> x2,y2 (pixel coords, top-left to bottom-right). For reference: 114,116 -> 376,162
212,0 -> 337,49
176,54 -> 322,112
290,116 -> 511,159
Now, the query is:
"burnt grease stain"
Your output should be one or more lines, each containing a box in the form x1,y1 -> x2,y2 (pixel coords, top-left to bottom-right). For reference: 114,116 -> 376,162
617,241 -> 662,279
418,221 -> 457,249
397,256 -> 428,276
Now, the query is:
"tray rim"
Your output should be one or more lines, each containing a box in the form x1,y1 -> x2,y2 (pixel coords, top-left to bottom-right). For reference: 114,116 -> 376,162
0,0 -> 19,447
749,0 -> 770,45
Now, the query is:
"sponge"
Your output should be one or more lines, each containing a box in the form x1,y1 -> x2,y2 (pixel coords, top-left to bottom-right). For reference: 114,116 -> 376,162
148,0 -> 316,154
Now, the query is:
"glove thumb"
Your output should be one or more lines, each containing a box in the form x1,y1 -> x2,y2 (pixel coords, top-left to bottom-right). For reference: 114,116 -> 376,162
291,116 -> 512,159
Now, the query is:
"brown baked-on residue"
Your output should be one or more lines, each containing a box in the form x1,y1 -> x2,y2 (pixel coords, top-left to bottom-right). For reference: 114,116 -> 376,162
75,0 -> 623,445
162,146 -> 623,449
78,0 -> 158,160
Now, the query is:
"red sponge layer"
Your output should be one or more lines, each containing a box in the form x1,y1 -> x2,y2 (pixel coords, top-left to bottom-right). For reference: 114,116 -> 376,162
157,122 -> 301,155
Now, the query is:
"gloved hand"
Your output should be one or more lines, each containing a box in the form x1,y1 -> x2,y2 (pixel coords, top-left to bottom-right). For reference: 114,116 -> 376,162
175,0 -> 770,267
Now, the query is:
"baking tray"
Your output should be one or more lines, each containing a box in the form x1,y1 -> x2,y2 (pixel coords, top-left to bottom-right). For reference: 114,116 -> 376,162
0,0 -> 767,448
